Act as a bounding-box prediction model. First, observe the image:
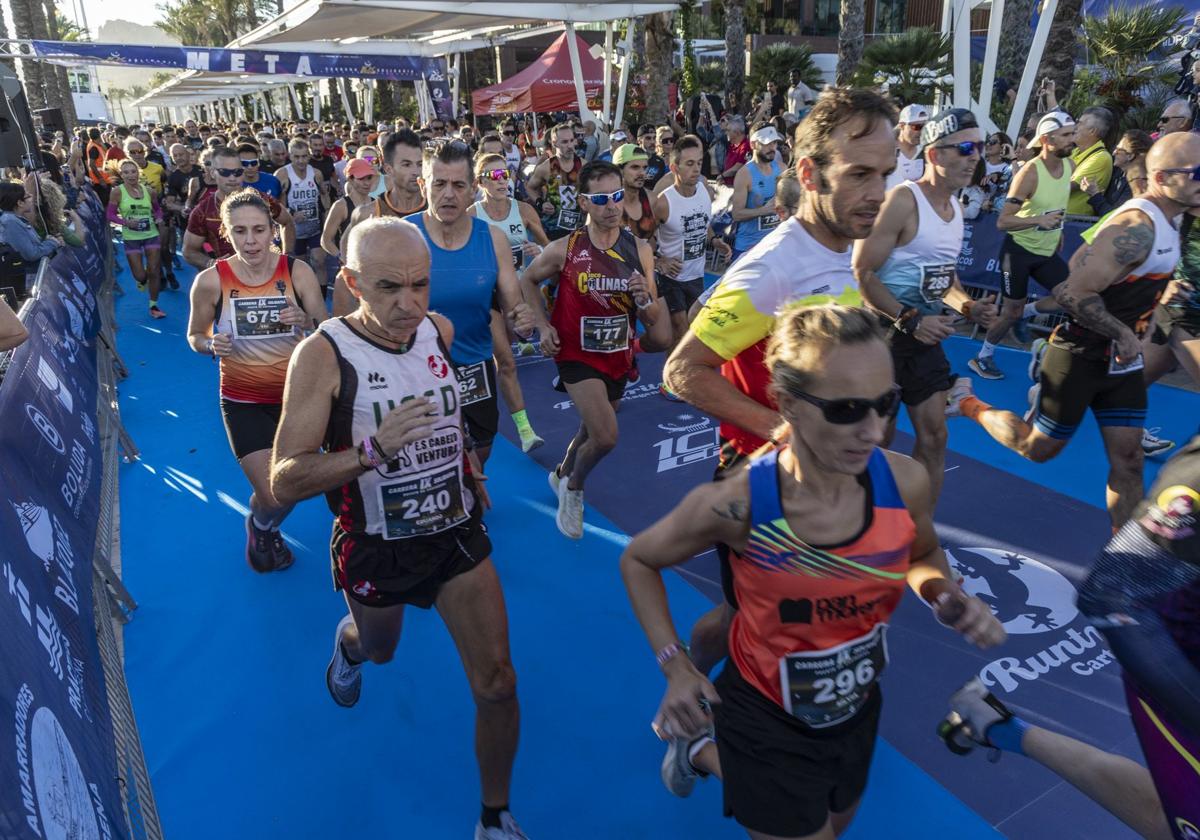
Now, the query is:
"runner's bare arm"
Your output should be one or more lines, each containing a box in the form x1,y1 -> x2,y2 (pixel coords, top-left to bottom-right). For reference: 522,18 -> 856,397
728,164 -> 758,222
315,172 -> 331,212
185,267 -> 225,354
888,452 -> 1006,648
320,199 -> 346,257
853,186 -> 917,319
996,163 -> 1052,232
182,224 -> 212,270
0,298 -> 27,350
489,225 -> 537,334
519,201 -> 550,246
274,205 -> 296,255
634,238 -> 672,351
665,333 -> 783,443
288,259 -> 330,327
525,161 -> 547,202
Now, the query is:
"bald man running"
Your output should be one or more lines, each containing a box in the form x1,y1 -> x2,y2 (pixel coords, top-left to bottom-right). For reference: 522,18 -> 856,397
270,217 -> 529,840
948,131 -> 1200,527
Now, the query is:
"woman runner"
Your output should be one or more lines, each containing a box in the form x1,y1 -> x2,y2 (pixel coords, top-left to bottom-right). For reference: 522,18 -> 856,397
108,159 -> 165,318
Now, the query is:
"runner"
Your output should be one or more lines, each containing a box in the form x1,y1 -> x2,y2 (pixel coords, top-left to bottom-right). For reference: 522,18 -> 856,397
854,108 -> 998,503
468,152 -> 550,454
320,157 -> 379,269
269,217 -> 529,840
162,143 -> 200,290
526,123 -> 583,241
521,161 -> 671,538
969,111 -> 1077,379
947,131 -> 1200,528
942,435 -> 1200,840
663,86 -> 897,690
402,140 -> 538,467
653,134 -> 732,361
108,159 -> 166,318
238,142 -> 282,199
185,188 -> 327,572
622,304 -> 1004,838
885,104 -> 928,191
183,146 -> 295,270
730,124 -> 785,263
615,144 -> 659,242
276,138 -> 331,284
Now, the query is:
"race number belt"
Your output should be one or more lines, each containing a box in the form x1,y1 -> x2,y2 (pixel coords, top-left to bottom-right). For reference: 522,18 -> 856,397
780,623 -> 888,729
580,314 -> 630,353
757,213 -> 781,232
455,361 -> 492,406
377,463 -> 468,540
920,263 -> 956,304
230,296 -> 292,339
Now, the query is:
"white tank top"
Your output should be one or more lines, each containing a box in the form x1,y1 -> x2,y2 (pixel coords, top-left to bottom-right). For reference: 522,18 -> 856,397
473,198 -> 527,269
286,163 -> 322,239
877,181 -> 964,314
1095,197 -> 1180,280
657,184 -> 712,282
319,316 -> 472,539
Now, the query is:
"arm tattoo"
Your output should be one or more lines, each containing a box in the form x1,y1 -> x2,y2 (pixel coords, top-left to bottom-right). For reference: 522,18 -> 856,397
1111,223 -> 1154,267
1053,287 -> 1128,340
712,500 -> 749,522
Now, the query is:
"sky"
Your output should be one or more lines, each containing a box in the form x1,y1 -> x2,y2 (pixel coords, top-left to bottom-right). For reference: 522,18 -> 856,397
72,0 -> 162,34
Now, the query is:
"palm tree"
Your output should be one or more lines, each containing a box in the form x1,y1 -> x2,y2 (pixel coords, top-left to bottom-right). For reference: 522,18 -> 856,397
1081,3 -> 1184,118
106,86 -> 129,123
851,27 -> 953,104
836,0 -> 866,85
10,0 -> 49,109
1037,0 -> 1084,100
159,0 -> 276,47
997,0 -> 1035,86
643,11 -> 675,123
44,0 -> 79,126
724,0 -> 746,114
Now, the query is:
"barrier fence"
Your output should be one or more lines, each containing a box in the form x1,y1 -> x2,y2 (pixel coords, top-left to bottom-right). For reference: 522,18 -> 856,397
1,185 -> 161,840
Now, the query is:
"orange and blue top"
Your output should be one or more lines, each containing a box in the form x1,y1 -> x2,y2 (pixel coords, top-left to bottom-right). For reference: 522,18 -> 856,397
728,447 -> 916,709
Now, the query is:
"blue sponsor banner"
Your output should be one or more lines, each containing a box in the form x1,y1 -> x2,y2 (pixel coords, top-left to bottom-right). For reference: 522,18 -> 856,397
0,191 -> 129,840
957,212 -> 1091,298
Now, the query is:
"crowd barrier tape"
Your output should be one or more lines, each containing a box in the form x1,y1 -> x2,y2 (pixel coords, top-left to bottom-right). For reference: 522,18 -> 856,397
1,186 -> 158,840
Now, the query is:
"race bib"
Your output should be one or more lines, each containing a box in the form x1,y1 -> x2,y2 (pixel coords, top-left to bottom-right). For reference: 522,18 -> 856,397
556,208 -> 581,231
580,314 -> 630,353
1108,341 -> 1145,376
683,232 -> 706,261
377,463 -> 468,539
920,263 -> 956,304
455,361 -> 492,405
510,245 -> 524,271
230,296 -> 292,339
757,213 -> 781,232
780,623 -> 888,729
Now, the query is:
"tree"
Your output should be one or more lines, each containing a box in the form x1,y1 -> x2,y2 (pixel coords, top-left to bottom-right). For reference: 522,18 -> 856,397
10,0 -> 49,109
679,0 -> 699,100
158,0 -> 275,47
1037,0 -> 1084,100
107,86 -> 129,123
643,11 -> 675,123
851,27 -> 953,105
747,44 -> 824,98
835,0 -> 866,85
44,1 -> 78,127
724,0 -> 746,114
1077,3 -> 1184,121
997,0 -> 1035,85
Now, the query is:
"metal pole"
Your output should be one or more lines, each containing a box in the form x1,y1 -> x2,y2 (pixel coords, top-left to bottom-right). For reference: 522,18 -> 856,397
563,23 -> 594,124
602,21 -> 614,129
978,0 -> 1004,122
1006,0 -> 1059,139
494,44 -> 503,82
614,19 -> 634,133
952,0 -> 971,108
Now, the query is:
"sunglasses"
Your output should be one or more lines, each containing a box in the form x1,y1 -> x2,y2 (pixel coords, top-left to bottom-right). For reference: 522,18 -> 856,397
581,189 -> 624,205
240,159 -> 259,167
216,167 -> 245,177
362,155 -> 378,164
482,169 -> 509,182
660,137 -> 676,144
790,385 -> 902,425
985,136 -> 1000,146
935,140 -> 986,156
1161,164 -> 1200,181
129,148 -> 146,155
503,131 -> 516,136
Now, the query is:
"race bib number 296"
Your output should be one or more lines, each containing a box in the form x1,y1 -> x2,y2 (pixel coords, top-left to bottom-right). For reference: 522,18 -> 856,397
780,623 -> 888,728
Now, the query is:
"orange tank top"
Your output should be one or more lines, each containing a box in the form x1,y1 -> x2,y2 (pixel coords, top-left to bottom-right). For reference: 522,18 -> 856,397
728,447 -> 915,727
215,254 -> 301,404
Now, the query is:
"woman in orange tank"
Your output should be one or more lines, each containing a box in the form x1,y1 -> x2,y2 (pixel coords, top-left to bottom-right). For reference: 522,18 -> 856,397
621,305 -> 1006,840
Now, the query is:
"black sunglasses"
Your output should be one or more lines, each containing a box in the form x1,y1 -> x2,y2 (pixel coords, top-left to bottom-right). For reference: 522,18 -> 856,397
215,167 -> 245,177
790,385 -> 902,425
935,140 -> 986,156
1161,164 -> 1200,182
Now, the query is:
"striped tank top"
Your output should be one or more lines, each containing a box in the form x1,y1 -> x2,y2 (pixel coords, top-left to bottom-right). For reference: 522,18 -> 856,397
215,254 -> 302,404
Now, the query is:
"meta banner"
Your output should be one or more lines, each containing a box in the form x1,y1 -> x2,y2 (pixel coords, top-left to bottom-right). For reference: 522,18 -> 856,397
0,188 -> 130,840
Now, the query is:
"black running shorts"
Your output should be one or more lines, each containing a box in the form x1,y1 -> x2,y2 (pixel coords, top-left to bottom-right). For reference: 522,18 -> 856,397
1151,304 -> 1200,343
1032,343 -> 1147,440
331,505 -> 491,608
555,360 -> 627,403
1000,235 -> 1069,300
714,658 -> 881,837
657,274 -> 705,314
455,358 -> 500,448
220,399 -> 282,460
888,330 -> 954,406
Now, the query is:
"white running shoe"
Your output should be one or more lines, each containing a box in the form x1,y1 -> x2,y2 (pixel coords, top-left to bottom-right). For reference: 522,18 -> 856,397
945,377 -> 975,418
520,432 -> 545,454
661,732 -> 713,798
547,466 -> 561,496
945,677 -> 1014,748
556,478 -> 584,539
1027,338 -> 1048,383
1023,383 -> 1041,425
1142,427 -> 1176,457
325,615 -> 363,708
474,812 -> 530,840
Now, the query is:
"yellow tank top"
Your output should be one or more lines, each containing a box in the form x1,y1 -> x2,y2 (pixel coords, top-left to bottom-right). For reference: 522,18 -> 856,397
1010,157 -> 1073,256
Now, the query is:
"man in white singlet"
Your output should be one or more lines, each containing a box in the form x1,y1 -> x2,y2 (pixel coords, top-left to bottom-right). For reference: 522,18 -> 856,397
276,138 -> 331,284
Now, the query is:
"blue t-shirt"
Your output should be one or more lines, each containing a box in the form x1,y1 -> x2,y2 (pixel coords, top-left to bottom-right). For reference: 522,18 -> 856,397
406,213 -> 499,365
244,171 -> 282,199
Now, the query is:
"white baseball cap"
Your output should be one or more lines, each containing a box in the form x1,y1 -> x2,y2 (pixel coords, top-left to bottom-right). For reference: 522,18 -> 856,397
899,104 -> 930,125
1027,111 -> 1076,149
751,126 -> 783,145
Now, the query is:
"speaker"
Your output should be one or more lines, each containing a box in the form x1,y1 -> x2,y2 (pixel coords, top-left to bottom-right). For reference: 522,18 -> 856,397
33,107 -> 65,135
0,64 -> 40,168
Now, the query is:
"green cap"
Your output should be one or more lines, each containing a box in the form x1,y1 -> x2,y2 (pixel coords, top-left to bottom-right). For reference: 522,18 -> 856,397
613,143 -> 648,166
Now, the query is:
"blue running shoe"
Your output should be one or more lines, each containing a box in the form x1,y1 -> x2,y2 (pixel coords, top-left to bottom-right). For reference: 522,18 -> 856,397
968,356 -> 1005,380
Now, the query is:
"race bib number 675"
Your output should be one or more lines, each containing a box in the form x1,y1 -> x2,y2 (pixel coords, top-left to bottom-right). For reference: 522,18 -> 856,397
231,296 -> 291,339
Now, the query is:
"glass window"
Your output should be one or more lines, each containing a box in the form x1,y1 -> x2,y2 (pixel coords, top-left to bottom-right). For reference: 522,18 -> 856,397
68,72 -> 92,94
873,0 -> 907,33
807,0 -> 841,36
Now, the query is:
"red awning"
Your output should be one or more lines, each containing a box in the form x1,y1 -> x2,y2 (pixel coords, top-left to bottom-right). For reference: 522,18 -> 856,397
471,31 -> 605,115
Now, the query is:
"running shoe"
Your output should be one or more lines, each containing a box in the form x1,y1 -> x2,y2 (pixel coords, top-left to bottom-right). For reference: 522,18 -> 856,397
325,615 -> 363,708
244,515 -> 275,572
1023,383 -> 1040,425
1027,338 -> 1048,383
474,812 -> 530,840
520,432 -> 545,454
149,305 -> 166,320
136,281 -> 147,292
556,479 -> 584,539
661,731 -> 713,798
967,355 -> 1004,380
1012,316 -> 1032,345
548,466 -> 561,496
942,677 -> 1014,752
515,341 -> 537,357
659,382 -> 683,402
166,271 -> 180,291
1142,427 -> 1176,457
268,530 -> 295,571
944,377 -> 975,418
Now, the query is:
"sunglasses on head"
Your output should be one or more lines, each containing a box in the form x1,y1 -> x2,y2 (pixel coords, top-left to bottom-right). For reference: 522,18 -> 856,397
935,140 -> 986,156
240,159 -> 259,167
216,167 -> 245,177
582,189 -> 625,205
1161,164 -> 1200,181
790,385 -> 902,425
482,169 -> 509,182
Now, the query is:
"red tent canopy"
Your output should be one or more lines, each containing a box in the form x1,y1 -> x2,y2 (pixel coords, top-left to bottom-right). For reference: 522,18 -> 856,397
472,32 -> 604,116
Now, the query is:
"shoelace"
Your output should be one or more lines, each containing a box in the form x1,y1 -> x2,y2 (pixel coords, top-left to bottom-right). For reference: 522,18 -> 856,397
269,531 -> 288,555
1145,426 -> 1166,441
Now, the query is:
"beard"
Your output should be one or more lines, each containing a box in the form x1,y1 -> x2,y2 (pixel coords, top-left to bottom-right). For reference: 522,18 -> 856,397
1053,146 -> 1074,159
